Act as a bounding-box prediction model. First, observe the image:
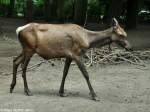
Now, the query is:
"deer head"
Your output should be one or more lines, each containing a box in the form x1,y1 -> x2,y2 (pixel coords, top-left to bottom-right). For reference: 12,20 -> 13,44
111,18 -> 133,51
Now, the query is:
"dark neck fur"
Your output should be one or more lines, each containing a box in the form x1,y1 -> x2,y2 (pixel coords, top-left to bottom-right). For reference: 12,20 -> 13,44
86,28 -> 113,48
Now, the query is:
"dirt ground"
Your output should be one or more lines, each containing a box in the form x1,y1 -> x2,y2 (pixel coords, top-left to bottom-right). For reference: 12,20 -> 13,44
0,18 -> 150,112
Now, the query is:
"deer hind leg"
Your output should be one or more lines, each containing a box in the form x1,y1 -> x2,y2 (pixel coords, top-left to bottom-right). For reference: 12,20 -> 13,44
21,50 -> 33,96
10,53 -> 24,93
74,56 -> 100,101
59,58 -> 72,97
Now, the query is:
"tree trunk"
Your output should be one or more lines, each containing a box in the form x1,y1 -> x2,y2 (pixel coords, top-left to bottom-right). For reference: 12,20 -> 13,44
57,0 -> 64,22
44,0 -> 57,22
103,0 -> 123,25
126,0 -> 138,29
7,0 -> 15,17
74,0 -> 87,25
26,0 -> 33,22
0,2 -> 4,16
0,0 -> 10,17
44,0 -> 50,21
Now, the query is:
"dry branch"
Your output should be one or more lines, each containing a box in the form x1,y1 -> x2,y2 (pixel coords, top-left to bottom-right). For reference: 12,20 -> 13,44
83,47 -> 150,67
1,60 -> 46,77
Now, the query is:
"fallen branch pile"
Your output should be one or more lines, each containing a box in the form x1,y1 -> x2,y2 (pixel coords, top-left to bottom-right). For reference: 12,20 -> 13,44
83,47 -> 150,67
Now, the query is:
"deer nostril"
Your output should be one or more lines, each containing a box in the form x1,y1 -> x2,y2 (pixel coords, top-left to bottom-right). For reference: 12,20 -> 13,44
129,48 -> 133,51
125,47 -> 133,51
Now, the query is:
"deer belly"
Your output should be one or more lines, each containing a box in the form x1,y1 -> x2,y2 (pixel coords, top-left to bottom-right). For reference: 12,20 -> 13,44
35,35 -> 73,59
35,47 -> 67,59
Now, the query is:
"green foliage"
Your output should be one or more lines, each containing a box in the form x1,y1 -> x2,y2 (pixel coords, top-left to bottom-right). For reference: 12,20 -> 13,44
63,0 -> 74,20
33,0 -> 44,7
87,0 -> 101,21
0,0 -> 10,16
15,0 -> 45,18
88,0 -> 100,15
0,0 -> 10,5
33,0 -> 44,19
138,9 -> 150,22
15,0 -> 25,17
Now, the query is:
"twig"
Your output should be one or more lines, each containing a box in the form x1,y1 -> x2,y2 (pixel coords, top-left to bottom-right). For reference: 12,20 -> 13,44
118,57 -> 146,67
1,61 -> 46,77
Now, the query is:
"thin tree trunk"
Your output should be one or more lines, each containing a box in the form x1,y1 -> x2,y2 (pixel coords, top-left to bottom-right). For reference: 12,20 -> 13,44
44,0 -> 50,21
103,0 -> 123,25
7,0 -> 15,17
44,0 -> 57,22
74,0 -> 87,25
126,0 -> 138,29
26,0 -> 33,22
0,0 -> 9,17
0,1 -> 4,15
57,0 -> 64,22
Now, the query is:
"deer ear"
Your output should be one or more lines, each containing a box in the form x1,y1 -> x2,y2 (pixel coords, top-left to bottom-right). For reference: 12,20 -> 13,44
112,18 -> 118,27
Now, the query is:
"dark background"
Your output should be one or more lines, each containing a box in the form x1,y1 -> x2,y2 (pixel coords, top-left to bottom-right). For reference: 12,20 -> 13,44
0,0 -> 150,29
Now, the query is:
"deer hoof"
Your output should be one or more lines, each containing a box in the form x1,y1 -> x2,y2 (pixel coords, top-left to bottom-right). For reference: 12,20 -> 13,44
10,84 -> 16,93
91,96 -> 100,101
10,88 -> 13,93
24,90 -> 33,96
59,93 -> 68,97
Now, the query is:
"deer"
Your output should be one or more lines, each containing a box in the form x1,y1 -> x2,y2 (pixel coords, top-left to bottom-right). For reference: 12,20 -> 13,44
10,18 -> 132,101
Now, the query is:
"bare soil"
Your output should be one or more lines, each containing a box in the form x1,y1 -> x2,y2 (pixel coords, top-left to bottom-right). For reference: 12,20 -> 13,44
0,18 -> 150,112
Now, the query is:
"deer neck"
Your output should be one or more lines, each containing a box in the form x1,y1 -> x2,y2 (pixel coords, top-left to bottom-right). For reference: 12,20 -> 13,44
87,28 -> 113,48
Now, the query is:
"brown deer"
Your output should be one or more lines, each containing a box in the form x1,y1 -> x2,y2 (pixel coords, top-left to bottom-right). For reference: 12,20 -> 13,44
10,18 -> 132,101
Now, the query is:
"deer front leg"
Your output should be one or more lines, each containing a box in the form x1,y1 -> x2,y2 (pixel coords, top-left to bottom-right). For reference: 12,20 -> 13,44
59,58 -> 72,97
75,57 -> 100,101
